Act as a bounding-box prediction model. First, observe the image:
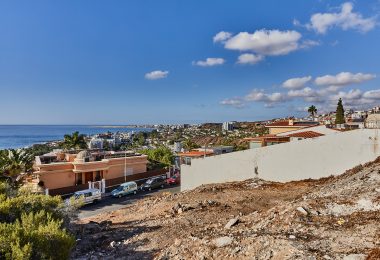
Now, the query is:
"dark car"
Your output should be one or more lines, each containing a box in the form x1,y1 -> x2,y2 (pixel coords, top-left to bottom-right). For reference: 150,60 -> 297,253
140,176 -> 166,191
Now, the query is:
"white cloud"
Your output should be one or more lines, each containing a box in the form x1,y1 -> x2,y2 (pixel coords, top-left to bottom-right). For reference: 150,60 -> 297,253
193,58 -> 225,67
293,19 -> 301,27
363,89 -> 380,99
245,89 -> 288,104
145,70 -> 169,80
307,2 -> 377,34
223,29 -> 302,56
288,87 -> 316,97
237,53 -> 264,65
332,89 -> 363,100
282,76 -> 312,89
219,98 -> 245,108
315,72 -> 376,86
221,70 -> 380,111
213,31 -> 232,43
300,40 -> 321,49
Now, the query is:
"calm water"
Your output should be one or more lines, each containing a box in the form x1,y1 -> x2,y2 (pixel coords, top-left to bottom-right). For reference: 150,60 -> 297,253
0,125 -> 152,150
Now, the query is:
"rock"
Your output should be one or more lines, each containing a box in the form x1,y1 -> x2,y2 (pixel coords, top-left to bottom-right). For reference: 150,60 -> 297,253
224,218 -> 239,229
177,208 -> 183,214
289,235 -> 296,239
323,255 -> 332,260
110,241 -> 116,248
296,206 -> 309,215
342,254 -> 366,260
232,246 -> 241,254
213,236 -> 233,247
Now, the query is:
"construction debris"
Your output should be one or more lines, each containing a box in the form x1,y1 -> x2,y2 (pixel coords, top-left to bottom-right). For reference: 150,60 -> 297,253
72,158 -> 380,259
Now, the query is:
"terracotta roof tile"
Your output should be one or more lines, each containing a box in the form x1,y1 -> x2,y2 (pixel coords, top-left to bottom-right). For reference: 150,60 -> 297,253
286,131 -> 324,138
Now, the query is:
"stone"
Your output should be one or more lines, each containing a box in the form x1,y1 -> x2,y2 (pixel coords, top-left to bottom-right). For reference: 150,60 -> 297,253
177,208 -> 183,214
213,236 -> 233,247
289,235 -> 296,239
296,206 -> 309,215
224,218 -> 239,229
342,254 -> 366,260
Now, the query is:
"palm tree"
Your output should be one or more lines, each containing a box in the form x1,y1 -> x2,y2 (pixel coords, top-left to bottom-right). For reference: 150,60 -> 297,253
62,131 -> 88,150
0,149 -> 34,182
308,105 -> 317,119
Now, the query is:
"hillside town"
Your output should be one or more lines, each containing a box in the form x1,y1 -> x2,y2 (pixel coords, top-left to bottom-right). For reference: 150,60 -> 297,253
1,100 -> 380,259
1,1 -> 380,259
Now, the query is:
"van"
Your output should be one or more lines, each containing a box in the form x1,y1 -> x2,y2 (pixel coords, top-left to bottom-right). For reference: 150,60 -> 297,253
111,181 -> 138,198
72,189 -> 101,205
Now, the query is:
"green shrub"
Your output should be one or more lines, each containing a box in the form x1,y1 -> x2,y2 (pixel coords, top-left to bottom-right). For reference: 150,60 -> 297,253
0,210 -> 74,259
0,194 -> 63,223
0,182 -> 76,259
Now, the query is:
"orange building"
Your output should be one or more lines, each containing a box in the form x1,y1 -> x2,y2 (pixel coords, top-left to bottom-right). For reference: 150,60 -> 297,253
33,150 -> 148,195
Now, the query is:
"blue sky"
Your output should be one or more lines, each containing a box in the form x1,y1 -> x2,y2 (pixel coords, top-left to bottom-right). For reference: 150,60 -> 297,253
0,0 -> 379,124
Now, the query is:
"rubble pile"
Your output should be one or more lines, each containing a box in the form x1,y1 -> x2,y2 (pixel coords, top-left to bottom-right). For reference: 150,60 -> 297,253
73,160 -> 380,259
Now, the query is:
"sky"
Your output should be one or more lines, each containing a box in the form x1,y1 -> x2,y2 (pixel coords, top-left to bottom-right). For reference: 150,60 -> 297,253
0,0 -> 380,124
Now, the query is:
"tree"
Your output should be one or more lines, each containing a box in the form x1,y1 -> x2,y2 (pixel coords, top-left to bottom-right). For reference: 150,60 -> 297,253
102,140 -> 111,151
0,149 -> 34,183
139,146 -> 174,167
62,131 -> 87,150
183,139 -> 199,151
335,98 -> 345,125
307,105 -> 317,118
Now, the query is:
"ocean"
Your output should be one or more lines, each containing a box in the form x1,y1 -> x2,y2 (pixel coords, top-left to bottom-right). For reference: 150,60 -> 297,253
0,125 -> 152,150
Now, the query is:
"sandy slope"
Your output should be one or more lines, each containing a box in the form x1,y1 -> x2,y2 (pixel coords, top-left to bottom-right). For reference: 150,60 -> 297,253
72,159 -> 380,260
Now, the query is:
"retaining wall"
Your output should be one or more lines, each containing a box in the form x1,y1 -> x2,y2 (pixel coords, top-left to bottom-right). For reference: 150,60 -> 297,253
181,129 -> 380,191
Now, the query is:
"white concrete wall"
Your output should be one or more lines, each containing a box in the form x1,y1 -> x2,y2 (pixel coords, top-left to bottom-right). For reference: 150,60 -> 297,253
181,129 -> 380,191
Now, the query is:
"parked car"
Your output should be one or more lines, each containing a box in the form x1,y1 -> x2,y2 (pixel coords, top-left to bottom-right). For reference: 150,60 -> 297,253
70,188 -> 101,205
166,174 -> 180,185
111,181 -> 138,198
140,176 -> 166,191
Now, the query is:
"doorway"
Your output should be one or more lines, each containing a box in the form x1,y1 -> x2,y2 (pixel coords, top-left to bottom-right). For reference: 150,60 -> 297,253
84,172 -> 93,183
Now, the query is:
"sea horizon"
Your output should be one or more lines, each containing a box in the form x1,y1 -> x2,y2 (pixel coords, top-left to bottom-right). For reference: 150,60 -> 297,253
0,125 -> 153,150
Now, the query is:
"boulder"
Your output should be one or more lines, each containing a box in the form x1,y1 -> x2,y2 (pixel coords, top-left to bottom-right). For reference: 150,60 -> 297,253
224,218 -> 239,229
213,236 -> 233,247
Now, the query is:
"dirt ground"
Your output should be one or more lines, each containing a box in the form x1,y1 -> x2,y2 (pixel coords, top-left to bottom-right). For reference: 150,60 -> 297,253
72,159 -> 380,260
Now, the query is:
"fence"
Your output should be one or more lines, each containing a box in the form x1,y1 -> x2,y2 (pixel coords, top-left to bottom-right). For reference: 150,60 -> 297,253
48,168 -> 167,196
104,168 -> 167,187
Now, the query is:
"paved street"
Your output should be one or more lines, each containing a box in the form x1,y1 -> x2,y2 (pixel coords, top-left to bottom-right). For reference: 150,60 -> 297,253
78,185 -> 180,219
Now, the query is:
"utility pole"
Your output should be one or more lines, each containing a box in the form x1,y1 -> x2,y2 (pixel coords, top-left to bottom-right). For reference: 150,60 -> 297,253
124,148 -> 127,182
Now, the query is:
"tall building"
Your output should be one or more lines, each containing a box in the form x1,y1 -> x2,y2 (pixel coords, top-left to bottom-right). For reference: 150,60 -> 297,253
222,121 -> 234,131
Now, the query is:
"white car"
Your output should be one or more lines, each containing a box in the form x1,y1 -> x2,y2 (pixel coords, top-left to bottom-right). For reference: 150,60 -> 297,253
72,188 -> 101,205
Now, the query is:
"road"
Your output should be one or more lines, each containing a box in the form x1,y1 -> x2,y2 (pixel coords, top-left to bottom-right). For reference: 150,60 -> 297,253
78,185 -> 180,219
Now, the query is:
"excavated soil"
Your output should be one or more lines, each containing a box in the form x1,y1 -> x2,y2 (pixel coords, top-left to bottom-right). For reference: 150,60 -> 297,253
72,159 -> 380,260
